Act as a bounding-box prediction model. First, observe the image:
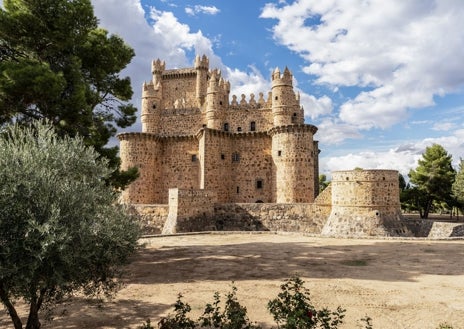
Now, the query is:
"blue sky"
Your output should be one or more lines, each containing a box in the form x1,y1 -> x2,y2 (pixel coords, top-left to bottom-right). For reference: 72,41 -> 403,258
3,0 -> 464,178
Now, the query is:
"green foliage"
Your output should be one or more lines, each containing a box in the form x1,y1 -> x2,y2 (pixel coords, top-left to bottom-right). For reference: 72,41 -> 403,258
408,144 -> 456,218
319,175 -> 330,192
452,159 -> 464,209
267,276 -> 345,329
158,294 -> 196,329
0,121 -> 140,329
0,0 -> 138,188
198,285 -> 260,329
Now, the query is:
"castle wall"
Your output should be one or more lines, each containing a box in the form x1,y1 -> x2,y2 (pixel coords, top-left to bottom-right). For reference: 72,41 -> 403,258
198,129 -> 232,202
158,136 -> 200,203
157,108 -> 204,136
161,72 -> 198,110
223,107 -> 273,133
230,132 -> 274,203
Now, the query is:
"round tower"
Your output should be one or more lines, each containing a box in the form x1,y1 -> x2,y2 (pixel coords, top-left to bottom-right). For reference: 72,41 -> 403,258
270,124 -> 318,203
322,169 -> 410,237
141,59 -> 165,133
271,67 -> 299,126
195,55 -> 209,107
205,70 -> 222,130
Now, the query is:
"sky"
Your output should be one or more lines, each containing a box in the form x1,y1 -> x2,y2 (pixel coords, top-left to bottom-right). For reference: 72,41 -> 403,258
2,0 -> 464,178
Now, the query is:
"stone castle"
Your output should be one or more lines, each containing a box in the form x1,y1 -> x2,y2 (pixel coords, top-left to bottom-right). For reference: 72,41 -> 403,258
118,56 -> 461,238
119,55 -> 319,205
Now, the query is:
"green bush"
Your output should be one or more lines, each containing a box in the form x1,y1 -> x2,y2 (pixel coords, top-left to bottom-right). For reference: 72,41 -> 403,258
153,276 -> 454,329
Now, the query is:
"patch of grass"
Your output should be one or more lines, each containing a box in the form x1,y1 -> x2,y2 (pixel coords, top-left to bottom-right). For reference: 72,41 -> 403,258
340,259 -> 369,266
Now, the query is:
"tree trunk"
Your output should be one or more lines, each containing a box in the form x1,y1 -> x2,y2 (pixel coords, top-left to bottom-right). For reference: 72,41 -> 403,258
0,282 -> 23,329
423,199 -> 433,219
25,299 -> 41,329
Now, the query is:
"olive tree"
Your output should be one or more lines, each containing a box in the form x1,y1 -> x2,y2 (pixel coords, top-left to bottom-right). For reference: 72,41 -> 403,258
0,121 -> 140,329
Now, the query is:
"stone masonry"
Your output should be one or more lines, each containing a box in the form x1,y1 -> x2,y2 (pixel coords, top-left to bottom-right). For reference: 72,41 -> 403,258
118,56 -> 433,237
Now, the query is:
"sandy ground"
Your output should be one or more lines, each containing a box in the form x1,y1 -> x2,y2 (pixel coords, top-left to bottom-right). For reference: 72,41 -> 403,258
2,233 -> 464,329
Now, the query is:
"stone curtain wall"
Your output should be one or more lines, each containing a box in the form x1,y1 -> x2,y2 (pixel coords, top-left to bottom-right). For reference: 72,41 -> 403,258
214,203 -> 328,233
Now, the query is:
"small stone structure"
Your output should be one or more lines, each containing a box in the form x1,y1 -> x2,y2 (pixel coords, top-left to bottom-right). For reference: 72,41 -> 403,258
119,56 -> 460,238
321,170 -> 410,237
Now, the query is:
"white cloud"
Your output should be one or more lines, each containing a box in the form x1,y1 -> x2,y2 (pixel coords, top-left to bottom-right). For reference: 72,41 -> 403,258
299,93 -> 332,120
226,65 -> 270,100
432,122 -> 458,131
315,118 -> 363,145
185,5 -> 220,16
321,128 -> 464,178
261,0 -> 464,130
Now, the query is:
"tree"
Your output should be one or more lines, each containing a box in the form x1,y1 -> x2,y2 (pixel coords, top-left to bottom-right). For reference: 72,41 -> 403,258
0,0 -> 138,187
452,159 -> 464,217
319,174 -> 330,192
408,144 -> 456,219
0,121 -> 140,329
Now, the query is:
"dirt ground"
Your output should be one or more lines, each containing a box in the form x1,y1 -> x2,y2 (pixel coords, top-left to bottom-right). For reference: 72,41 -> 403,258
2,233 -> 464,329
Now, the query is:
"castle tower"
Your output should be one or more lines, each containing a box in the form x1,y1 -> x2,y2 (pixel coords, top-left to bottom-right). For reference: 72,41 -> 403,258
322,169 -> 410,237
141,59 -> 165,133
205,70 -> 222,130
271,67 -> 300,126
195,55 -> 209,107
270,125 -> 318,203
118,133 -> 161,204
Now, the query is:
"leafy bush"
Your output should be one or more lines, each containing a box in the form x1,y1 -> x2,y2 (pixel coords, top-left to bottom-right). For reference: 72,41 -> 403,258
267,276 -> 345,329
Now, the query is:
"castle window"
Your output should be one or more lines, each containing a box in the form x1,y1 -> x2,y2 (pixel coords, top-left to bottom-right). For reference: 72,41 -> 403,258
191,154 -> 197,162
250,121 -> 256,131
232,152 -> 240,162
221,154 -> 225,160
152,104 -> 156,109
275,96 -> 278,100
292,113 -> 297,123
224,123 -> 229,132
236,186 -> 240,193
278,150 -> 282,156
220,101 -> 223,105
237,127 -> 242,132
256,179 -> 263,189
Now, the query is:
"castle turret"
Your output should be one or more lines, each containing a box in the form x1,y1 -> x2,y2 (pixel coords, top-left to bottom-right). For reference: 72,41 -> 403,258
195,55 -> 209,107
205,70 -> 222,130
271,67 -> 300,126
321,170 -> 410,237
141,59 -> 165,133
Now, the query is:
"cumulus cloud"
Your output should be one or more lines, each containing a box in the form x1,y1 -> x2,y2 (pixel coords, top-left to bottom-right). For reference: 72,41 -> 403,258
185,5 -> 220,16
261,0 -> 464,130
315,118 -> 363,145
320,128 -> 464,178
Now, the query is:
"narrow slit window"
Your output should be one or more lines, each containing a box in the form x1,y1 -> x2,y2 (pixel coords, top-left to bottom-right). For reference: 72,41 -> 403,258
250,121 -> 256,131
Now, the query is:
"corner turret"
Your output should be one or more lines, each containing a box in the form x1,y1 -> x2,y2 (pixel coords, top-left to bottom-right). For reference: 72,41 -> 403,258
195,55 -> 209,107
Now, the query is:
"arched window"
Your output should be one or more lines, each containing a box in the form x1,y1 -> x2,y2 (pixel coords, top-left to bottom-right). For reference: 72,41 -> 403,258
223,123 -> 229,132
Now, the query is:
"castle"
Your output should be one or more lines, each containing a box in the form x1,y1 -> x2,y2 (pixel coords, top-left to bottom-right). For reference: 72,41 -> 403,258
119,55 -> 319,205
118,56 -> 421,237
